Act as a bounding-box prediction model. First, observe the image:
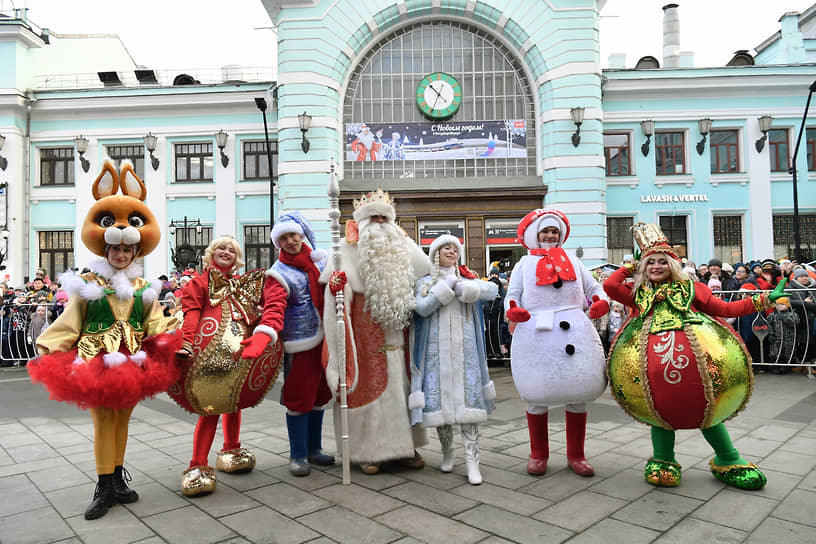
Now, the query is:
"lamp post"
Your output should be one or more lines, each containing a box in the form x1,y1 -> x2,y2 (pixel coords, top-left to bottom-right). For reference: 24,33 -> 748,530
788,80 -> 816,263
168,216 -> 203,272
255,96 -> 276,259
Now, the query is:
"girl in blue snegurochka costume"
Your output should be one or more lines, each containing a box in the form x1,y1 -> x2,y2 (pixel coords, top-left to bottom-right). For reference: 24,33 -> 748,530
29,160 -> 180,520
410,235 -> 497,485
603,223 -> 787,490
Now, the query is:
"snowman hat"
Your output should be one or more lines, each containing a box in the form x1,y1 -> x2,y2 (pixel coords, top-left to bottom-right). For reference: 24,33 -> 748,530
429,234 -> 463,262
517,208 -> 570,249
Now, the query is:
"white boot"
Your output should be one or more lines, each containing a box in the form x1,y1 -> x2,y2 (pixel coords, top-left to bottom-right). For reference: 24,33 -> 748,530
461,424 -> 482,485
437,425 -> 454,473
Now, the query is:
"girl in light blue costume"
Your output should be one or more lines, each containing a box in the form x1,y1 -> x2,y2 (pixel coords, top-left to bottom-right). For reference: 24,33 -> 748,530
410,234 -> 497,485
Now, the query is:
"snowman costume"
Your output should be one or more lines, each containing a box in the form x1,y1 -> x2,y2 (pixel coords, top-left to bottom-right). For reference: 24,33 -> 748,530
505,209 -> 609,476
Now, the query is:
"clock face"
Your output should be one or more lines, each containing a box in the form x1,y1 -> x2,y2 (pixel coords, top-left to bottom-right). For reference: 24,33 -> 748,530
417,72 -> 462,119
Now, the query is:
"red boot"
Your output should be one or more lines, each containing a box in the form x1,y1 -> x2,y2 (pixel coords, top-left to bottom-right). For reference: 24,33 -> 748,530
566,411 -> 594,476
526,412 -> 549,475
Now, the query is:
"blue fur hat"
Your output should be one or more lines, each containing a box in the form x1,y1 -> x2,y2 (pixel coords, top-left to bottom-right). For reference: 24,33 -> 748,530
271,211 -> 316,249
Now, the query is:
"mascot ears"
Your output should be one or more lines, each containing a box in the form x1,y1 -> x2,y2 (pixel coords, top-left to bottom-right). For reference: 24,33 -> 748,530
92,160 -> 147,201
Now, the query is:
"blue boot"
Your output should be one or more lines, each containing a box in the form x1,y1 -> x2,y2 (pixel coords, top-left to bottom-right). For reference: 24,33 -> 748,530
286,413 -> 310,476
307,409 -> 335,466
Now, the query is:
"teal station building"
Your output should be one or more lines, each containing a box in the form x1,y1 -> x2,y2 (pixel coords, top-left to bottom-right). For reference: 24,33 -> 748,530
0,1 -> 815,285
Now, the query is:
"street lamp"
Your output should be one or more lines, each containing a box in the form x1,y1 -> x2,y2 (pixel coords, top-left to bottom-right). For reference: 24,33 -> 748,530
640,120 -> 655,157
74,135 -> 90,173
787,80 -> 816,263
168,216 -> 204,272
255,93 -> 277,258
144,132 -> 160,171
215,130 -> 229,168
696,117 -> 713,155
570,107 -> 585,147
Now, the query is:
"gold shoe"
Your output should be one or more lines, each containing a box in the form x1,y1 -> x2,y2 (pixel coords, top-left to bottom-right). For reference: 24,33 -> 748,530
360,463 -> 380,474
397,451 -> 425,470
181,465 -> 217,497
215,448 -> 256,473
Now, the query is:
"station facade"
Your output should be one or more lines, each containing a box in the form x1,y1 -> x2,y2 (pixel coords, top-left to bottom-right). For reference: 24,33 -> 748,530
1,1 -> 815,285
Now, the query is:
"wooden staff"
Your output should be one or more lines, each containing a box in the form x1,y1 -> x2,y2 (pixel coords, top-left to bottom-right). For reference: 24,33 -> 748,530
327,160 -> 351,485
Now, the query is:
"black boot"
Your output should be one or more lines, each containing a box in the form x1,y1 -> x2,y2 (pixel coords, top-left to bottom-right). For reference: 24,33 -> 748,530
113,465 -> 139,504
84,473 -> 116,520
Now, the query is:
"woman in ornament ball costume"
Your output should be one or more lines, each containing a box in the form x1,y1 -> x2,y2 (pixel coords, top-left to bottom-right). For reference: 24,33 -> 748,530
29,160 -> 181,520
504,209 -> 610,477
171,236 -> 283,497
603,223 -> 787,490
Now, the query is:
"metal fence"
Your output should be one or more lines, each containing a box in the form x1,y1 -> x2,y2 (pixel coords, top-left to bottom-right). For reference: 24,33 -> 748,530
707,289 -> 814,373
0,299 -> 180,366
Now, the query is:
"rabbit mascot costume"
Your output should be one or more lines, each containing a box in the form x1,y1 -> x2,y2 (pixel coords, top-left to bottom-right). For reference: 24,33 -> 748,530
29,160 -> 181,520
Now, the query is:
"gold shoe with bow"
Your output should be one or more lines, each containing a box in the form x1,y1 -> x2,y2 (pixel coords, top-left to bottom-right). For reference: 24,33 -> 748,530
215,448 -> 256,473
181,465 -> 217,497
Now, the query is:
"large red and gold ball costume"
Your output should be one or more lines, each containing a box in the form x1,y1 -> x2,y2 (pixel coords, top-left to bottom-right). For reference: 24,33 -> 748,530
168,268 -> 284,416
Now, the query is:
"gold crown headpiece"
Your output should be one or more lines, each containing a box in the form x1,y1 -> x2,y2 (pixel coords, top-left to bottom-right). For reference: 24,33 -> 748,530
353,187 -> 395,211
631,222 -> 679,259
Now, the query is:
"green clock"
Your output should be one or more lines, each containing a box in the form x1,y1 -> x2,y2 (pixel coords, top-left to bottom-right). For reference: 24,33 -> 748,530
416,72 -> 462,119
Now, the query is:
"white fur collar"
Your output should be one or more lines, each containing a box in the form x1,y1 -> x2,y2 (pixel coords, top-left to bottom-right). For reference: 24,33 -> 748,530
87,259 -> 143,301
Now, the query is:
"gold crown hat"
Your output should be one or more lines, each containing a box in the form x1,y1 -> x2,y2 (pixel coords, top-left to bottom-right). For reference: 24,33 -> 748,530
352,187 -> 397,223
632,222 -> 680,260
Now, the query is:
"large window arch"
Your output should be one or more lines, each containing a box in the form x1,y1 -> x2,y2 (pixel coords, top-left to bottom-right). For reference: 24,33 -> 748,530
343,20 -> 537,181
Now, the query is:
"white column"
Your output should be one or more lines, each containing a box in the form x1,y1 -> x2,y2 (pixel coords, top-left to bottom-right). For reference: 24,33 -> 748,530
143,134 -> 169,280
74,139 -> 96,270
746,120 -> 773,258
214,134 -> 237,238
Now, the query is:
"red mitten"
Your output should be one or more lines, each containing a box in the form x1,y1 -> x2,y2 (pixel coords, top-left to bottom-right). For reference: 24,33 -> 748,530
588,295 -> 610,319
240,333 -> 272,359
329,271 -> 347,295
506,300 -> 531,323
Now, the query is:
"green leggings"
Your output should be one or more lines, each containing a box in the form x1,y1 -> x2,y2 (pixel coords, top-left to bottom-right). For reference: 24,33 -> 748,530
651,423 -> 746,466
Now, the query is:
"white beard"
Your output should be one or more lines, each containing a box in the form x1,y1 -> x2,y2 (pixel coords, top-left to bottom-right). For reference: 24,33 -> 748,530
358,221 -> 416,330
357,130 -> 375,149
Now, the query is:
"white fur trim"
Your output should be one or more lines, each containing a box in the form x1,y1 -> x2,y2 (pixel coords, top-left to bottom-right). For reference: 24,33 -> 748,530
430,281 -> 456,305
252,324 -> 278,344
408,390 -> 426,410
352,201 -> 396,224
142,285 -> 159,305
58,271 -> 83,298
103,352 -> 128,368
283,331 -> 324,354
271,221 -> 304,249
523,215 -> 566,250
86,259 -> 142,301
310,248 -> 328,264
80,281 -> 106,301
483,381 -> 496,401
457,280 -> 480,304
129,351 -> 147,366
264,269 -> 290,296
428,235 -> 463,261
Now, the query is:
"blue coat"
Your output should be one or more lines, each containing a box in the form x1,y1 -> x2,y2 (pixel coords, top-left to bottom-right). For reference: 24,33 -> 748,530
410,273 -> 497,427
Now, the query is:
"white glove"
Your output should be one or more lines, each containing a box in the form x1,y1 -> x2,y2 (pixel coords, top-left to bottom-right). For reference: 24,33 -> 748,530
453,281 -> 464,296
444,275 -> 457,289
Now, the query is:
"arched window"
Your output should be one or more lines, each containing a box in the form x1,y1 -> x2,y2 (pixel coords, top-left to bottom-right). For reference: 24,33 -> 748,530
343,21 -> 536,181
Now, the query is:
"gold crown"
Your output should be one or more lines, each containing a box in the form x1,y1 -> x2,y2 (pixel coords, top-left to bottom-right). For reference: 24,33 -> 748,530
353,187 -> 395,210
632,222 -> 676,257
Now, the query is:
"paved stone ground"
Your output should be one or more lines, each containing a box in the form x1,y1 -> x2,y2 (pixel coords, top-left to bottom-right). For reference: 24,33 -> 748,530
1,365 -> 815,544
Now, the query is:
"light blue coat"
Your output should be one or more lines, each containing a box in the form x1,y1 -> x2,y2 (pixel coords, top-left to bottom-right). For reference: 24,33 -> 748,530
410,272 -> 498,427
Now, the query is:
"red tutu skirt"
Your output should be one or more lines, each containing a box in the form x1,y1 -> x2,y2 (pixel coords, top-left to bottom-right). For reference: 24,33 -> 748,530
27,332 -> 182,410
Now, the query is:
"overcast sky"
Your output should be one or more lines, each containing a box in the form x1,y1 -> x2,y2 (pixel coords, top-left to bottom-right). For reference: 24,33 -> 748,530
8,0 -> 816,70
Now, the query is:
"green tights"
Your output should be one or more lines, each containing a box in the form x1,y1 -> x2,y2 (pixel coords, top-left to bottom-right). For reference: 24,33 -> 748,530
651,423 -> 746,466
